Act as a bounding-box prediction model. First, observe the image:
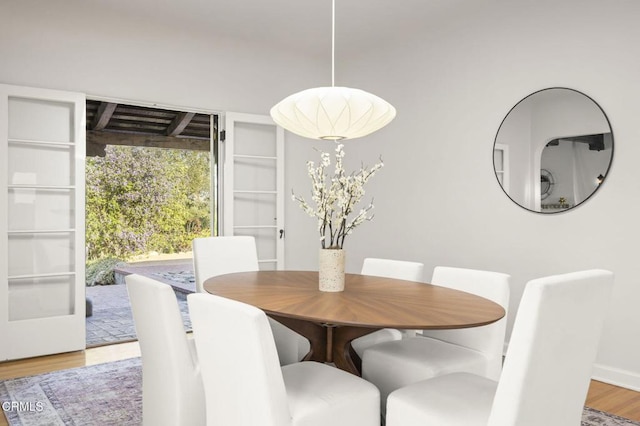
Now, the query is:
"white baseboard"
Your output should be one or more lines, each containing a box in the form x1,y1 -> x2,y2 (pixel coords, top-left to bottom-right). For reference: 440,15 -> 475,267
592,363 -> 640,392
503,342 -> 640,392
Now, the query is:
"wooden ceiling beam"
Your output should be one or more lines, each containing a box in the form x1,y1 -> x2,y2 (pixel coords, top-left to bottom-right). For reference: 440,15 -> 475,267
91,102 -> 118,130
86,142 -> 106,157
87,130 -> 210,153
166,112 -> 196,136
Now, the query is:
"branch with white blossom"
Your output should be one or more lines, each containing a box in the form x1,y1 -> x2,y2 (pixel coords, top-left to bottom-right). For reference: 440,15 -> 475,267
292,144 -> 383,249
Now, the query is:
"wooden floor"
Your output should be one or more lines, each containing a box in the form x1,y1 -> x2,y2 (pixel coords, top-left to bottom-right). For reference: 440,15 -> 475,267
1,341 -> 640,425
587,379 -> 640,421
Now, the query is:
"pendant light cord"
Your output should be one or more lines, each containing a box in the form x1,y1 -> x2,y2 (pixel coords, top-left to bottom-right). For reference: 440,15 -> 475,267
332,0 -> 335,87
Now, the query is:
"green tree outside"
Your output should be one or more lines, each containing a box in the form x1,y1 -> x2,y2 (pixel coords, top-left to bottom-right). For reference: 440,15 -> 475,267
86,145 -> 211,261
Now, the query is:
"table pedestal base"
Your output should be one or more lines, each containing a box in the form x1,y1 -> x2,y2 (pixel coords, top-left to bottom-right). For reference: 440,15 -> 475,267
269,314 -> 378,376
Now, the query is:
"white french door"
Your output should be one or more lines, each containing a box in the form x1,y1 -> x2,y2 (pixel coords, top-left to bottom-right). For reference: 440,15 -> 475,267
0,83 -> 86,360
222,113 -> 284,270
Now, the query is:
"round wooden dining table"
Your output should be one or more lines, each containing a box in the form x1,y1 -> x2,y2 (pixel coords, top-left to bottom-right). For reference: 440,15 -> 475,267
203,270 -> 506,376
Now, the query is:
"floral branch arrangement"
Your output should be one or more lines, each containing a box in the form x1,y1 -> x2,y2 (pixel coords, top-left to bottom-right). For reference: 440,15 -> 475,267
292,143 -> 384,249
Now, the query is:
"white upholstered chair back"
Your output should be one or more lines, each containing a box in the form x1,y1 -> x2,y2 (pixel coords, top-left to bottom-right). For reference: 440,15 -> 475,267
188,293 -> 293,426
188,294 -> 290,426
192,236 -> 259,293
385,269 -> 614,426
192,235 -> 309,366
488,269 -> 614,425
361,258 -> 424,282
189,292 -> 381,426
126,274 -> 205,426
422,266 -> 510,379
352,258 -> 425,354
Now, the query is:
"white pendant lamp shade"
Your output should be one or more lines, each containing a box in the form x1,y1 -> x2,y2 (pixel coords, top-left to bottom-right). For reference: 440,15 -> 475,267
270,0 -> 396,141
270,86 -> 396,140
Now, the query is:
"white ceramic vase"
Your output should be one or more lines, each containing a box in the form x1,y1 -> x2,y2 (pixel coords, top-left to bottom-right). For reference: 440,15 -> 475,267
318,248 -> 345,292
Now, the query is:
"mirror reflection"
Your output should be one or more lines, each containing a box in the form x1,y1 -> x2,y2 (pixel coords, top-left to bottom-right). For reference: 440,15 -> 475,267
493,88 -> 613,213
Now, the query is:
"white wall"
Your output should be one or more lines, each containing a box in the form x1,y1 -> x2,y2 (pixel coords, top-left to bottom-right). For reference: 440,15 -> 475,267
324,0 -> 640,390
0,1 -> 332,113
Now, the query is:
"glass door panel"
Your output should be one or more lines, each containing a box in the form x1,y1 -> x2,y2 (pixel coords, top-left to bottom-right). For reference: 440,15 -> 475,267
233,193 -> 277,227
9,276 -> 76,321
8,144 -> 74,186
8,188 -> 75,231
8,233 -> 75,277
8,97 -> 74,142
233,156 -> 277,192
234,227 -> 278,271
234,122 -> 277,157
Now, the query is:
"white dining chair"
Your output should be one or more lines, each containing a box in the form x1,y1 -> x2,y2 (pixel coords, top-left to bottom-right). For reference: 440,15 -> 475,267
386,269 -> 614,426
192,235 -> 309,365
126,274 -> 205,426
192,235 -> 258,294
351,258 -> 425,357
361,266 -> 510,414
188,292 -> 380,426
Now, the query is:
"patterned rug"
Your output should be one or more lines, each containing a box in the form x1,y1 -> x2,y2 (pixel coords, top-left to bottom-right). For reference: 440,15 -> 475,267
0,357 -> 638,426
0,358 -> 142,425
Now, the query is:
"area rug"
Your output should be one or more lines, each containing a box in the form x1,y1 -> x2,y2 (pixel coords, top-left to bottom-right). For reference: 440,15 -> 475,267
0,358 -> 142,425
1,357 -> 638,426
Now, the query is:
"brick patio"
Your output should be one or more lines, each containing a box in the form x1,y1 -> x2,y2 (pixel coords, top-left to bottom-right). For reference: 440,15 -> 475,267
85,260 -> 195,347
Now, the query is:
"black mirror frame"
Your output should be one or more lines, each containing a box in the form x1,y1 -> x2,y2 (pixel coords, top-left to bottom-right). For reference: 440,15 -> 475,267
493,87 -> 614,214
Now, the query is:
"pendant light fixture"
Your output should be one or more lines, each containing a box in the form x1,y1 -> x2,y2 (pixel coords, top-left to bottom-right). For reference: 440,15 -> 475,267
270,0 -> 396,141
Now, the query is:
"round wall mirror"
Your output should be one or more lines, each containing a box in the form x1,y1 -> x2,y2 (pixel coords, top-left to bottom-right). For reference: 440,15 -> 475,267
493,88 -> 614,213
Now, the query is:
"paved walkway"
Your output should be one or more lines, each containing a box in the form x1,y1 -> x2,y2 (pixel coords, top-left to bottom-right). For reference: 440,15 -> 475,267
115,259 -> 197,293
85,261 -> 196,347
